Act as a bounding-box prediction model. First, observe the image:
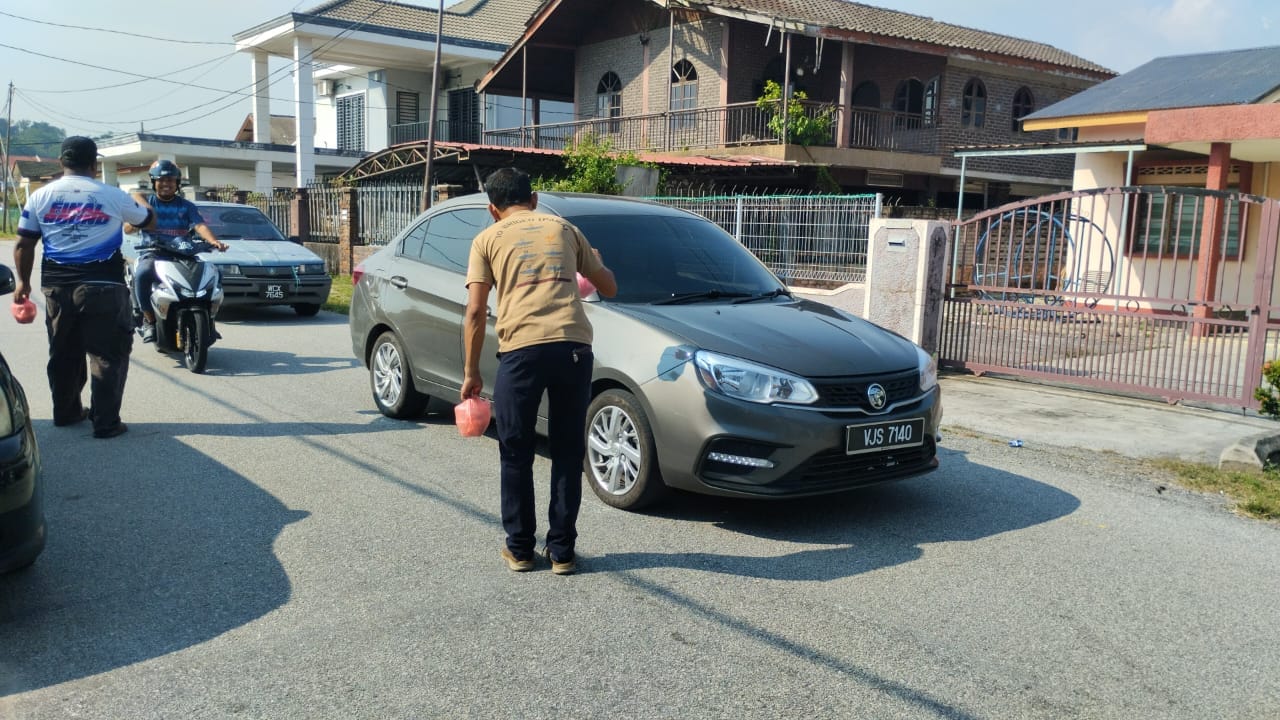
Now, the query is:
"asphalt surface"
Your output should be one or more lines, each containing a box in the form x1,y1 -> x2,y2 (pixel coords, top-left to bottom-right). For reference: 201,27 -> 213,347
939,374 -> 1279,465
2,240 -> 1279,719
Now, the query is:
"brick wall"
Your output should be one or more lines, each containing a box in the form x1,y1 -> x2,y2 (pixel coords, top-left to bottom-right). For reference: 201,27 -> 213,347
577,17 -> 724,119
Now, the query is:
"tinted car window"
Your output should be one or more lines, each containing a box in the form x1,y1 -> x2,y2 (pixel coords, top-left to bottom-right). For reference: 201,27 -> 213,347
199,206 -> 286,241
419,208 -> 490,271
398,220 -> 430,260
569,214 -> 782,303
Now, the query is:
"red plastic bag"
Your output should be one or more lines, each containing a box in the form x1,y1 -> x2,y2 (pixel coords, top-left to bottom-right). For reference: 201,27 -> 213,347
10,299 -> 36,324
454,397 -> 492,437
576,272 -> 597,298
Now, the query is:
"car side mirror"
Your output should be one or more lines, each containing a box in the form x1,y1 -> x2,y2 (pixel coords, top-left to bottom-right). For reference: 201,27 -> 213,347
0,265 -> 14,295
288,235 -> 302,245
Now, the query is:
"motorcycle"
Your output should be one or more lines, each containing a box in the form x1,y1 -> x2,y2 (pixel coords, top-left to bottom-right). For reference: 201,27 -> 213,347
129,231 -> 224,374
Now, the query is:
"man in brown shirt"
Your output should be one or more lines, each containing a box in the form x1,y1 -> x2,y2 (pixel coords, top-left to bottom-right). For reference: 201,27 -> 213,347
463,168 -> 617,575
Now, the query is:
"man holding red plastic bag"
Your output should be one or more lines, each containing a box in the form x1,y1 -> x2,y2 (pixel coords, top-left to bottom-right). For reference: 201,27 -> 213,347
462,168 -> 616,576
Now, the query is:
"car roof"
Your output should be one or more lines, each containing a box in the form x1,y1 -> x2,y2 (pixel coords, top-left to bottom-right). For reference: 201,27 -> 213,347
194,201 -> 265,210
432,191 -> 700,220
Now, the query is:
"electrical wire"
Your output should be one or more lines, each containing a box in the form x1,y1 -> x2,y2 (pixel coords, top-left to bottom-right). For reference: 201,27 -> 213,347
0,10 -> 235,45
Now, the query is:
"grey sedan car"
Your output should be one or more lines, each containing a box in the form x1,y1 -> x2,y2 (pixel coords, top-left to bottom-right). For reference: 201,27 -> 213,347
349,192 -> 941,510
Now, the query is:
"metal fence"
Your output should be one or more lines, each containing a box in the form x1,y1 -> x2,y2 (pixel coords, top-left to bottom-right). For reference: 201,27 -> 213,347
307,185 -> 343,244
648,194 -> 881,284
245,194 -> 292,234
359,184 -> 424,247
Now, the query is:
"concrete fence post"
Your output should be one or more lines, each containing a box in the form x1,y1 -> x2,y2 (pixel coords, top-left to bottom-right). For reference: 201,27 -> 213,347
338,186 -> 360,276
863,218 -> 948,353
291,187 -> 310,243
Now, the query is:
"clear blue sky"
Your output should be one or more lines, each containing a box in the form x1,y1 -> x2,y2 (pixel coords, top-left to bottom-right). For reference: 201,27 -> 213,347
1,0 -> 1275,147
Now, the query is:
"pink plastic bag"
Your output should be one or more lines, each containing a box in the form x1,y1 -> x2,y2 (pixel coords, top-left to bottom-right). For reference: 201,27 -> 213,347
10,299 -> 36,325
454,397 -> 492,437
576,272 -> 597,298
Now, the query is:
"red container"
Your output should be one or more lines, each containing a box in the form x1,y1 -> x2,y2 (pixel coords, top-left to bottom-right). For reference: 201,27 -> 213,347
10,299 -> 36,324
454,397 -> 492,437
576,273 -> 597,298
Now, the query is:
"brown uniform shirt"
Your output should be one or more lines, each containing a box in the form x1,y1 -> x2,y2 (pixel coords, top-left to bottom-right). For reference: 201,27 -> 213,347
466,209 -> 605,352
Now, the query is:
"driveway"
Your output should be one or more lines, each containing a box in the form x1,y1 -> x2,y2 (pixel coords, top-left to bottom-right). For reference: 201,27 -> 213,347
1,250 -> 1278,718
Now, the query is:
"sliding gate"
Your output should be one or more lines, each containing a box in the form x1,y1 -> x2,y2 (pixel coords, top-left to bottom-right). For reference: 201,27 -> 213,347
939,186 -> 1280,409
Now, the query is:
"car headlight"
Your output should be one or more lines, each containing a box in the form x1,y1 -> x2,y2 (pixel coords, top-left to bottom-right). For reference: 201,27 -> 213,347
219,264 -> 243,276
917,346 -> 938,393
0,387 -> 14,437
694,350 -> 818,405
297,262 -> 326,275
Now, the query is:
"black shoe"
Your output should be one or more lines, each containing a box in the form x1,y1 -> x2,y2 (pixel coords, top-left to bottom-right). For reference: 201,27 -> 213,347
141,323 -> 156,344
93,422 -> 129,439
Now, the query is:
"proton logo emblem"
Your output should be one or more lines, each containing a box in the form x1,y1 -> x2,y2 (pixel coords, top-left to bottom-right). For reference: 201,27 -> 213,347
866,383 -> 887,410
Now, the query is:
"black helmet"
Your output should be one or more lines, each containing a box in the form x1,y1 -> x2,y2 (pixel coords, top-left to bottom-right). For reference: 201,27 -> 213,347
149,159 -> 182,181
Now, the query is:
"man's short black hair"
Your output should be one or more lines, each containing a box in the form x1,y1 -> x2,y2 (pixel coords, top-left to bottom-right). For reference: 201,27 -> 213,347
484,167 -> 533,210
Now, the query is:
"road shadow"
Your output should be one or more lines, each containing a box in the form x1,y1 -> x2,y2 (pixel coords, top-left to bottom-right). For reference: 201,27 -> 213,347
0,417 -> 410,696
593,444 -> 1080,581
146,346 -> 362,377
216,305 -> 347,328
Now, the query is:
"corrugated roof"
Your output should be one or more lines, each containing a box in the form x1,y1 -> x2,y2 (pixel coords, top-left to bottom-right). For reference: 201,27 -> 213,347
1025,45 -> 1280,121
682,0 -> 1112,74
300,0 -> 539,49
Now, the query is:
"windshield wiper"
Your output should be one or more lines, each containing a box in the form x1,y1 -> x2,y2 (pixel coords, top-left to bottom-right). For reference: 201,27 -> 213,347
651,290 -> 750,305
732,288 -> 793,304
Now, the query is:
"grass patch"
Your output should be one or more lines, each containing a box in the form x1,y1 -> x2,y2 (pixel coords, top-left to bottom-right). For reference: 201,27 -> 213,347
1151,459 -> 1280,520
324,273 -> 353,315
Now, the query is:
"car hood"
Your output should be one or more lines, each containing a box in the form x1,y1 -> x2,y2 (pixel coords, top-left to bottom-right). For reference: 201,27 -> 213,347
202,241 -> 320,266
605,299 -> 918,377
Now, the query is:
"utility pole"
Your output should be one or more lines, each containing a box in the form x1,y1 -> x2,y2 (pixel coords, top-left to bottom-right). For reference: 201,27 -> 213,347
420,0 -> 444,211
2,82 -> 13,233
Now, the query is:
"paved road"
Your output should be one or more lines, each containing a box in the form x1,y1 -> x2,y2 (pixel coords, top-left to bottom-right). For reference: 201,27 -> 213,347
2,254 -> 1279,718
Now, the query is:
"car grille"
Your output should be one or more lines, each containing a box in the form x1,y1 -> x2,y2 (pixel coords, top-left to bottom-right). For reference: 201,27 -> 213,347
700,436 -> 936,496
811,370 -> 919,410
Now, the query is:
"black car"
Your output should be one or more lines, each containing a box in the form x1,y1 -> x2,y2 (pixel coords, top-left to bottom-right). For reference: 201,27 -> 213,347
0,265 -> 44,573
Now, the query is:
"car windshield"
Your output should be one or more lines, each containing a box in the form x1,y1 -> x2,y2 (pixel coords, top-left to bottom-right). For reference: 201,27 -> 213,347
568,214 -> 784,304
198,206 -> 287,242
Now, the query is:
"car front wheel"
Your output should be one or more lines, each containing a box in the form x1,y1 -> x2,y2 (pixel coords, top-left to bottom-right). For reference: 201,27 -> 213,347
293,303 -> 321,317
369,331 -> 427,418
584,389 -> 666,510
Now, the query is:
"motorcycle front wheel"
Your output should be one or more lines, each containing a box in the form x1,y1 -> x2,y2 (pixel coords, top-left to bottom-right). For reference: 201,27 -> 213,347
180,310 -> 210,374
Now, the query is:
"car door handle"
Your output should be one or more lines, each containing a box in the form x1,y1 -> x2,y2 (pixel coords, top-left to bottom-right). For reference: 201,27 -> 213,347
390,276 -> 408,289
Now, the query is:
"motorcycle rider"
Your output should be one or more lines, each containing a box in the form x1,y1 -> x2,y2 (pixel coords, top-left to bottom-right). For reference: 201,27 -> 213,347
125,159 -> 228,343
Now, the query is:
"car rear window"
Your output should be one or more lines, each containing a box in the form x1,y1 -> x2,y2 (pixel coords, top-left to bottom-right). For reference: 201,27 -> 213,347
199,206 -> 287,241
568,214 -> 782,303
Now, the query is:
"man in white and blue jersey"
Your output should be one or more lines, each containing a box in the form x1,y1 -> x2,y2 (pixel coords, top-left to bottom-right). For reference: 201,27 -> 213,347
14,136 -> 155,439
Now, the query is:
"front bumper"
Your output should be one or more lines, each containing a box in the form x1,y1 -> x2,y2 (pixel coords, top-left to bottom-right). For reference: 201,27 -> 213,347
642,367 -> 942,499
218,273 -> 331,307
0,425 -> 44,574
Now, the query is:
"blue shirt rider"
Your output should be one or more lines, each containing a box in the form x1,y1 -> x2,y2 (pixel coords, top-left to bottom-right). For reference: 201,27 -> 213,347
125,159 -> 228,343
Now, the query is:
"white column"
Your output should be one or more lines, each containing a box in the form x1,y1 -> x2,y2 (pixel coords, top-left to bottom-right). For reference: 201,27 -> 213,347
255,159 -> 273,194
101,160 -> 118,187
252,51 -> 272,144
293,36 -> 316,187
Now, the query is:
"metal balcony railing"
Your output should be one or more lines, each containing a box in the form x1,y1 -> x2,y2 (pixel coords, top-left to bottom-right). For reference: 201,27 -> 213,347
387,103 -> 937,154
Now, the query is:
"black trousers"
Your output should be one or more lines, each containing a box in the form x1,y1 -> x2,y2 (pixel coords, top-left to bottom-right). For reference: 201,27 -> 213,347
493,341 -> 593,561
42,282 -> 134,434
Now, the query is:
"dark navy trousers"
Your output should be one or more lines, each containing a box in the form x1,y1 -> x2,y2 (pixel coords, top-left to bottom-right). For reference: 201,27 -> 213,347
493,341 -> 593,561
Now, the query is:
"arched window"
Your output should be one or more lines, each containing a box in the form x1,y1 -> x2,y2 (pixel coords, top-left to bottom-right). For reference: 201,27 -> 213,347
671,60 -> 698,130
893,79 -> 924,129
1011,86 -> 1034,133
596,72 -> 622,132
923,77 -> 938,127
962,78 -> 987,128
851,81 -> 880,108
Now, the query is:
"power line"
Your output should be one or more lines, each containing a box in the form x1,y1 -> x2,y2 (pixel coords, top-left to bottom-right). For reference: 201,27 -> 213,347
0,9 -> 235,45
21,49 -> 247,94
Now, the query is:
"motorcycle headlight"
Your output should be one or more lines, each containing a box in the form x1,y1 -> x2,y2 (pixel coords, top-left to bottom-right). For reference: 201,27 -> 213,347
219,264 -> 243,277
917,346 -> 938,393
694,350 -> 818,405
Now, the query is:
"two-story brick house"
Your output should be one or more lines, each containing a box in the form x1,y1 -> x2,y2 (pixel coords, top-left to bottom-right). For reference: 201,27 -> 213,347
463,0 -> 1115,205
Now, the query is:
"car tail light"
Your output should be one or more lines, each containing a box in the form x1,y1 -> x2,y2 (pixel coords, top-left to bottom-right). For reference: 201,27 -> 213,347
352,263 -> 365,286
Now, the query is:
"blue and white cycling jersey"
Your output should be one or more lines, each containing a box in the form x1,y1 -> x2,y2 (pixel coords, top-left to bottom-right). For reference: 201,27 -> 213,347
19,176 -> 150,265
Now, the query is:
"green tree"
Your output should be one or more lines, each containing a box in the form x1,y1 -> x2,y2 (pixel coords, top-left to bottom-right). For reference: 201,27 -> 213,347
755,80 -> 835,147
534,133 -> 653,195
1,119 -> 66,158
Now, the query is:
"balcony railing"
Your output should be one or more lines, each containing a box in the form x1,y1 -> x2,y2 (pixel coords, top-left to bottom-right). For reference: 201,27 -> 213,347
387,104 -> 937,154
